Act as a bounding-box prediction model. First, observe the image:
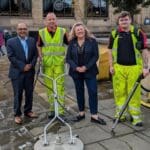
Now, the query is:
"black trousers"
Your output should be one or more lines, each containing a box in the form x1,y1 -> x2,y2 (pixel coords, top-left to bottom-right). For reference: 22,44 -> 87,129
11,72 -> 34,116
73,77 -> 98,114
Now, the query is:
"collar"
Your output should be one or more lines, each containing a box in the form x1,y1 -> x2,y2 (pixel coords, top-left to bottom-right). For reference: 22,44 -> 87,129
18,36 -> 28,41
118,26 -> 131,32
47,25 -> 57,33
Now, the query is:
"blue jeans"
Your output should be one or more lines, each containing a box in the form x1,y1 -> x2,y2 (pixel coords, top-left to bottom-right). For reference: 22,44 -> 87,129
73,77 -> 98,114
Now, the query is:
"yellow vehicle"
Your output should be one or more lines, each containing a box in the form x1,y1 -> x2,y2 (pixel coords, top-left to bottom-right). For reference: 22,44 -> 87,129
141,75 -> 150,108
97,44 -> 110,80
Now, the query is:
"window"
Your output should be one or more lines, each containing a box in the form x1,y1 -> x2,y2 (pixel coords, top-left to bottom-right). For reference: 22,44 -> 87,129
86,0 -> 108,17
0,0 -> 32,16
43,0 -> 74,17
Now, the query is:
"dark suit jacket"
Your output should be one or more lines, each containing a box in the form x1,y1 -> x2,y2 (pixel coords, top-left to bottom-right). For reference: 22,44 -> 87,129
7,36 -> 37,79
66,37 -> 99,79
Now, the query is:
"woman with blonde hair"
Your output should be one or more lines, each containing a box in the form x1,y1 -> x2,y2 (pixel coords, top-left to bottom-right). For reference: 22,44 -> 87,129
66,22 -> 106,125
69,22 -> 94,40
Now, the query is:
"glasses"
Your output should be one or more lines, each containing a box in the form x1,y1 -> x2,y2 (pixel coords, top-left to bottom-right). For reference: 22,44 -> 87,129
18,28 -> 27,30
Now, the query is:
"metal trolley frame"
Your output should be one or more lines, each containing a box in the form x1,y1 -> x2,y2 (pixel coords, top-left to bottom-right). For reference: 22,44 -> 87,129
39,65 -> 74,146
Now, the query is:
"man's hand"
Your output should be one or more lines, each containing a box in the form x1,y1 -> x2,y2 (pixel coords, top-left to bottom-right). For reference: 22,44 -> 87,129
142,49 -> 149,77
38,56 -> 42,62
143,68 -> 149,77
23,64 -> 32,72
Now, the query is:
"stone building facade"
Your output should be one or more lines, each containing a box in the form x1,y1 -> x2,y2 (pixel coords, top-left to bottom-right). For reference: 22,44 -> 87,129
0,0 -> 149,32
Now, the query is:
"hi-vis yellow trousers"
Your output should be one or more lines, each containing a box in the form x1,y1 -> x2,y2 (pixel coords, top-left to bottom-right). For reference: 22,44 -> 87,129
112,63 -> 142,125
43,65 -> 65,115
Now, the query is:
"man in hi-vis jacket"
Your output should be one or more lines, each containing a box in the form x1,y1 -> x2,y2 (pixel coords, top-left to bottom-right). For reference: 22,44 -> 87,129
37,12 -> 69,118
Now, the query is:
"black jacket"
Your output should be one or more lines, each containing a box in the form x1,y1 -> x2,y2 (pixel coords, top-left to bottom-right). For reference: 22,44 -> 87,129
66,37 -> 99,78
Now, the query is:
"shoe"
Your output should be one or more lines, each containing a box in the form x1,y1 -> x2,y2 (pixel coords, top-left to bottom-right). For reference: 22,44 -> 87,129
25,112 -> 38,118
134,122 -> 143,127
76,114 -> 85,121
72,114 -> 85,122
91,117 -> 106,125
48,111 -> 55,119
128,116 -> 133,122
15,116 -> 22,124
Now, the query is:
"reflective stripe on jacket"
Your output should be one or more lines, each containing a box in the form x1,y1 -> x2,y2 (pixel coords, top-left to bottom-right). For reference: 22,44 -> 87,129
39,27 -> 66,66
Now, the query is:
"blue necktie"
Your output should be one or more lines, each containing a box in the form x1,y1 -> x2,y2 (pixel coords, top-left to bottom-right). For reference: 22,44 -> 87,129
21,39 -> 28,59
23,41 -> 28,59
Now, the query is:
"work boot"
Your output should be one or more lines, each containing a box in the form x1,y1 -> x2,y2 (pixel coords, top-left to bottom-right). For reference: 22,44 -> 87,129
132,118 -> 143,127
134,122 -> 143,127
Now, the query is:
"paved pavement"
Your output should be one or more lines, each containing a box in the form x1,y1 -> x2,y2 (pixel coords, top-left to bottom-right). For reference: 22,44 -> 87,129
0,56 -> 150,150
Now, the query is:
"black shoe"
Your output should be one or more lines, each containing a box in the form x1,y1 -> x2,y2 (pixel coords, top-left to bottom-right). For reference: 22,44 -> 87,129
129,116 -> 133,122
91,117 -> 107,125
135,122 -> 143,127
72,114 -> 85,122
48,111 -> 55,119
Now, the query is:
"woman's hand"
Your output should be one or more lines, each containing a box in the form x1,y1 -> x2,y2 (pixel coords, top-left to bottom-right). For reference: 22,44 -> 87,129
76,66 -> 87,73
80,66 -> 87,72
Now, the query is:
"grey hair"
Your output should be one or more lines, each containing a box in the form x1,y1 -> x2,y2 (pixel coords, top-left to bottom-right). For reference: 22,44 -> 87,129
69,22 -> 95,41
46,12 -> 57,19
17,22 -> 28,29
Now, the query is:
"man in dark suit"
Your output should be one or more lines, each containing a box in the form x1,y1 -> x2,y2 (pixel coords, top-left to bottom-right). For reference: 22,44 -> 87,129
7,23 -> 38,124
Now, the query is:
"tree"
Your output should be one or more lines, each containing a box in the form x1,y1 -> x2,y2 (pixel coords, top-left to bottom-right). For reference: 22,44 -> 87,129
109,0 -> 150,19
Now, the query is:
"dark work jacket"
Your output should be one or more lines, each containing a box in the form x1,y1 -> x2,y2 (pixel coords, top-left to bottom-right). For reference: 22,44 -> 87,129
66,37 -> 99,79
7,36 -> 37,79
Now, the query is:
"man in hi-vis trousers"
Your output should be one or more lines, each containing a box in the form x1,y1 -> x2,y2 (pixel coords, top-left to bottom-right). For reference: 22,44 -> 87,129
108,11 -> 149,127
37,12 -> 69,118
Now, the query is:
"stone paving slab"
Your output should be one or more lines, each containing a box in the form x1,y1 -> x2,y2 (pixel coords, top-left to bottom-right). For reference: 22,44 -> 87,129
85,143 -> 106,150
101,138 -> 132,150
73,125 -> 111,145
135,128 -> 150,143
59,109 -> 111,133
119,134 -> 150,150
142,129 -> 150,138
98,99 -> 115,110
100,133 -> 150,150
98,120 -> 134,137
142,107 -> 150,128
99,108 -> 115,119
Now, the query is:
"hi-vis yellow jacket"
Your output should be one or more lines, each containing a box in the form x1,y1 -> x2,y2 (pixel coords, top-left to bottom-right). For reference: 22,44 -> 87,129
39,27 -> 66,66
111,25 -> 143,66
